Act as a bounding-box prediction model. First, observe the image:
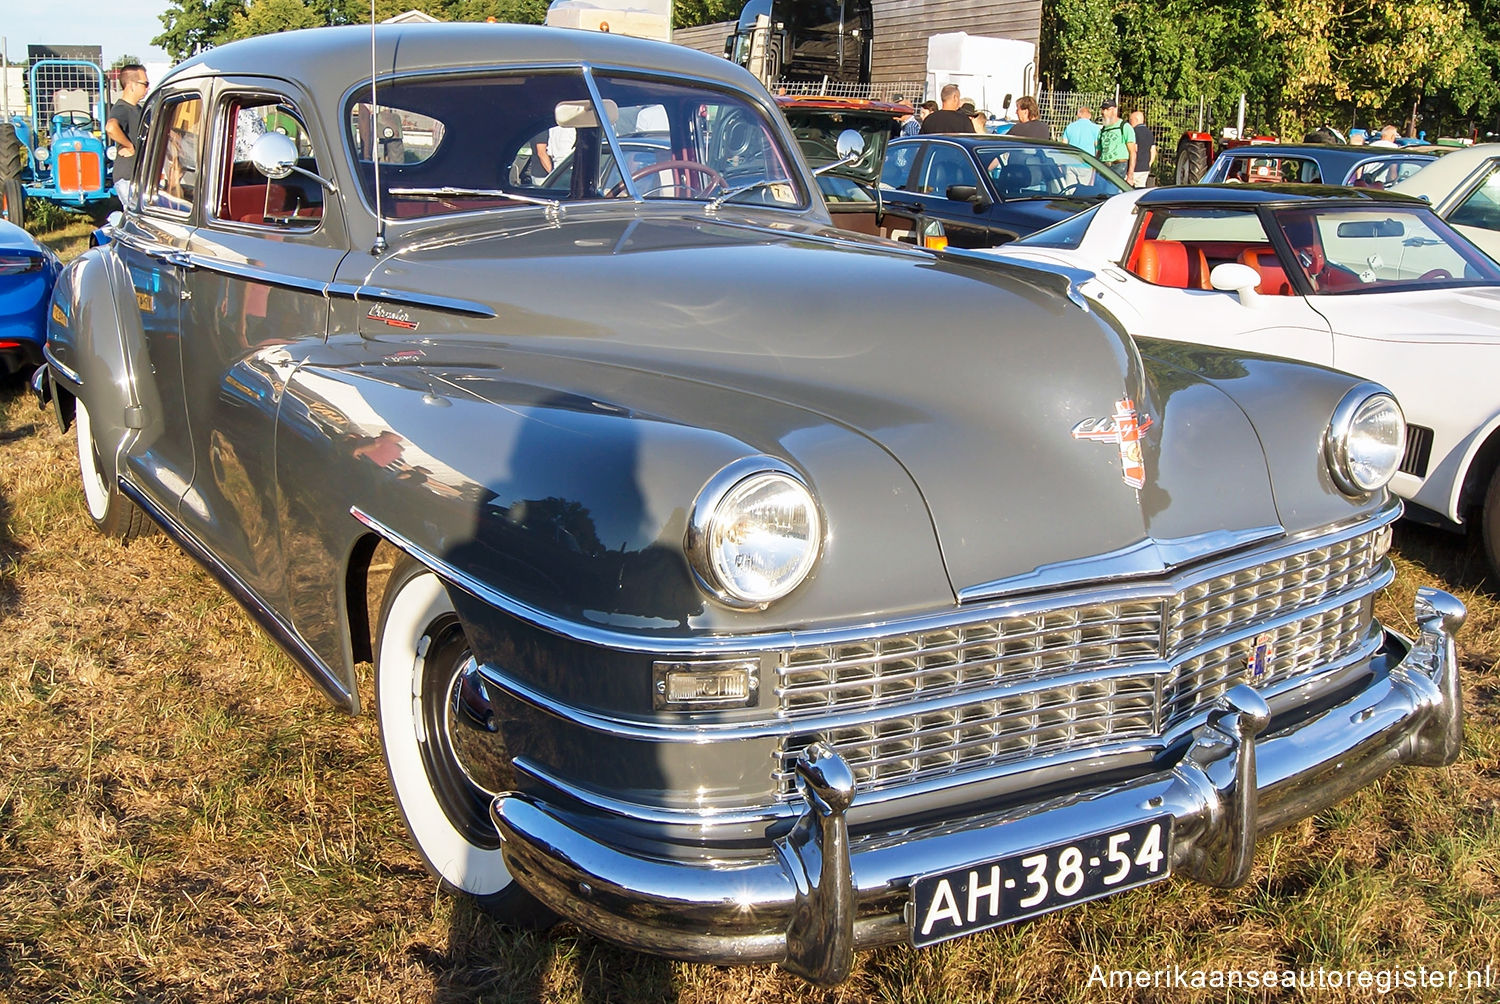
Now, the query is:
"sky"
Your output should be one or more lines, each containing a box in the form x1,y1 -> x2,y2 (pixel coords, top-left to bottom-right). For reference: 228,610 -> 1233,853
1,0 -> 173,66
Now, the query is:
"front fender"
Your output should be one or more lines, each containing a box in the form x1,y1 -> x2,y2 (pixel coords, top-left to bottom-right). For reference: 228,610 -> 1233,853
47,246 -> 161,485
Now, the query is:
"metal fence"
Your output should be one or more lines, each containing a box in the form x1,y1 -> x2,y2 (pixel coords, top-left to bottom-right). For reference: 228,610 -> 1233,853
1038,90 -> 1209,183
772,79 -> 928,102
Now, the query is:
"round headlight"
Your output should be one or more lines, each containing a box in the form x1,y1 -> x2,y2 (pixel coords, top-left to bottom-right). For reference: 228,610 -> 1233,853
1325,385 -> 1405,495
35,146 -> 49,164
687,459 -> 822,607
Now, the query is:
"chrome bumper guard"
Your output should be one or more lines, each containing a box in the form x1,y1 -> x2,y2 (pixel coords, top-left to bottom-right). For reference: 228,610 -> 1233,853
491,588 -> 1465,984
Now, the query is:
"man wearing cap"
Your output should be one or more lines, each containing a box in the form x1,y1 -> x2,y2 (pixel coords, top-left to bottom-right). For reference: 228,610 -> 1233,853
1097,101 -> 1130,178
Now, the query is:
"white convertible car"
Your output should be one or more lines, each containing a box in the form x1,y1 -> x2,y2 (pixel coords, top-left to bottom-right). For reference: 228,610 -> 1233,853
987,185 -> 1500,574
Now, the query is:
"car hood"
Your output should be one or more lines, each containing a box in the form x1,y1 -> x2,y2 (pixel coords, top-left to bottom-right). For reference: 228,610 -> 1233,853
347,211 -> 1285,598
994,195 -> 1108,229
1313,285 -> 1500,342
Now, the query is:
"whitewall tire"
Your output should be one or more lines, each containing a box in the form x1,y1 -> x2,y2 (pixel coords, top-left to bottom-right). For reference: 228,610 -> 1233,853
75,398 -> 151,540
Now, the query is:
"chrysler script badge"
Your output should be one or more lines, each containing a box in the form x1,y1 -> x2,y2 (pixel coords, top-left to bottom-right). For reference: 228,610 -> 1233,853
1072,397 -> 1154,489
367,303 -> 419,330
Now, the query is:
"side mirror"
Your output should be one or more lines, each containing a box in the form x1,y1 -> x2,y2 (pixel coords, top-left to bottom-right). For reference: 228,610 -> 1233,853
946,184 -> 989,206
1210,262 -> 1262,307
251,131 -> 298,180
250,131 -> 338,192
834,129 -> 865,161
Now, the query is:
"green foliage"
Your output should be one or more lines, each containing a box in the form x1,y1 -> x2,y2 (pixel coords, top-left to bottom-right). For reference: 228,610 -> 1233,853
152,0 -> 245,61
1046,0 -> 1500,140
673,0 -> 742,29
109,54 -> 144,71
224,0 -> 328,42
22,198 -> 88,235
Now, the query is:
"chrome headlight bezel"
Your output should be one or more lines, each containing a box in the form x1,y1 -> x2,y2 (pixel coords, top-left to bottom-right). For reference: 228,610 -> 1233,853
685,457 -> 823,609
1325,383 -> 1405,496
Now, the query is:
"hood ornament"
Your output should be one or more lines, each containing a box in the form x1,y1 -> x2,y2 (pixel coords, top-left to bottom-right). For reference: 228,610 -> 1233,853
1072,397 -> 1153,490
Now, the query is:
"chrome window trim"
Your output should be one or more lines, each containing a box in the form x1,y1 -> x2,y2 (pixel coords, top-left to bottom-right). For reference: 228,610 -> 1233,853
337,61 -> 810,224
351,499 -> 1399,660
326,281 -> 496,318
185,255 -> 330,296
206,88 -> 325,235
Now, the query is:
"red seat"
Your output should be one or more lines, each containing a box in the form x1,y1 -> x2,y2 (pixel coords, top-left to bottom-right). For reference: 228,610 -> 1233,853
1238,248 -> 1293,296
1136,239 -> 1210,289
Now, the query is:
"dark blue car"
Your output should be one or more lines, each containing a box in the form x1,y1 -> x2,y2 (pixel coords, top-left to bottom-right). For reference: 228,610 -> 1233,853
879,134 -> 1129,248
0,218 -> 61,377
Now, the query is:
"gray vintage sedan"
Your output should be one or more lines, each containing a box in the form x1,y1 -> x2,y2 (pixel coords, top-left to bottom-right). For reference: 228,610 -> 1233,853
36,23 -> 1465,984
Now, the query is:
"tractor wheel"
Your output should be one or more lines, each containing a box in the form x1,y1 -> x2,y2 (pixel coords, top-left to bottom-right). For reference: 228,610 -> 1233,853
1174,136 -> 1210,185
0,122 -> 23,181
0,178 -> 23,228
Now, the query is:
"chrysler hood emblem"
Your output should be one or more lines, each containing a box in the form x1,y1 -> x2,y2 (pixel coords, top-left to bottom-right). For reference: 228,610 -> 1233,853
1072,397 -> 1154,490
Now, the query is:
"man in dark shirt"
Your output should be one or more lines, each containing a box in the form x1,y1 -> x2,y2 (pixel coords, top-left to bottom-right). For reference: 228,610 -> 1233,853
920,84 -> 975,134
1127,110 -> 1156,187
105,64 -> 149,202
1008,95 -> 1050,140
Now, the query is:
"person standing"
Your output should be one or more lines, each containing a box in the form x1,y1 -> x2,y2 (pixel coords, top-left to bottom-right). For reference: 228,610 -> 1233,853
921,84 -> 976,134
1062,105 -> 1100,153
906,100 -> 935,137
1008,95 -> 1050,139
1127,109 -> 1156,187
1096,100 -> 1130,177
105,64 -> 149,204
1369,124 -> 1400,148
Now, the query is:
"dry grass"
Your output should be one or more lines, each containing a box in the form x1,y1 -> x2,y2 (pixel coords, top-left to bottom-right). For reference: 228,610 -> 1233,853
2,281 -> 1498,1002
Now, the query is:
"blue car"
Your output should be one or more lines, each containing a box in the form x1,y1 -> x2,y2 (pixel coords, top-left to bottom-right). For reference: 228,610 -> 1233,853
0,218 -> 61,377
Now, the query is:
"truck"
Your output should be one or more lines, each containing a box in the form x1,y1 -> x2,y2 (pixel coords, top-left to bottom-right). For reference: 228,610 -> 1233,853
724,0 -> 873,89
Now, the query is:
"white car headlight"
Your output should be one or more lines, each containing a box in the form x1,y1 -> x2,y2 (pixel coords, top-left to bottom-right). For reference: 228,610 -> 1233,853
1325,385 -> 1405,495
687,459 -> 822,607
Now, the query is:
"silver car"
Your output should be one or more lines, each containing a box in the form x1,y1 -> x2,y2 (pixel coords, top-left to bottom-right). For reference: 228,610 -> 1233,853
37,22 -> 1464,985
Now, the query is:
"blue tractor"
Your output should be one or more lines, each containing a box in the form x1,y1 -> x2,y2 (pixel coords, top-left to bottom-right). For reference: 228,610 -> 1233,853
0,59 -> 116,226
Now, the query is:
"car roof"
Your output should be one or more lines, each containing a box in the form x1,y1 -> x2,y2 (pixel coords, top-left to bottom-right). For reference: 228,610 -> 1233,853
1212,143 -> 1429,161
164,22 -> 756,94
891,133 -> 1080,152
1137,183 -> 1430,208
1391,142 -> 1500,201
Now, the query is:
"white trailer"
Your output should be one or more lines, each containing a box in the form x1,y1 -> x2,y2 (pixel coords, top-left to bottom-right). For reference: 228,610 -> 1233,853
925,32 -> 1036,120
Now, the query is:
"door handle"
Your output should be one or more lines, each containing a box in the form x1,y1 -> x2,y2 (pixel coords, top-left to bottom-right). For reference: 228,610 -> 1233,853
166,251 -> 196,270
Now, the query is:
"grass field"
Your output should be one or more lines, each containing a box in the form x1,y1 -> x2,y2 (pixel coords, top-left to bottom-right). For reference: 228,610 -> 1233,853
0,230 -> 1497,1002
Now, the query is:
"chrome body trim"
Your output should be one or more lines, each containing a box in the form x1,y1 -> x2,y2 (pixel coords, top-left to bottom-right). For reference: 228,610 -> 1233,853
184,256 -> 331,296
1324,382 -> 1403,496
957,524 -> 1285,602
326,282 -> 496,318
350,501 -> 1399,659
125,478 -> 357,712
43,343 -> 82,388
492,588 -> 1465,983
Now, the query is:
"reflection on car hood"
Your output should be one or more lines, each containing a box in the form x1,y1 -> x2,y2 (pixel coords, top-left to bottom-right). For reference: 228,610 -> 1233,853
1313,285 -> 1500,342
352,212 -> 1285,596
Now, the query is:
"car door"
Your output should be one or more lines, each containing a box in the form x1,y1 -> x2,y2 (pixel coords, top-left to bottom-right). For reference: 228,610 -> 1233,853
1101,204 -> 1335,365
1439,159 -> 1500,262
180,82 -> 349,603
900,140 -> 1003,249
110,87 -> 203,516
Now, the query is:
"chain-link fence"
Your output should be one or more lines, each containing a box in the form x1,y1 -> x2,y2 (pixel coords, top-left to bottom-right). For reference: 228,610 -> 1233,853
1038,90 -> 1210,184
772,79 -> 928,103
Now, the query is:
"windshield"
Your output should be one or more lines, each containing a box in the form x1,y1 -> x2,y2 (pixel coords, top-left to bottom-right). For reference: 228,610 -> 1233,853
1273,205 -> 1500,292
976,144 -> 1128,200
347,70 -> 804,218
1011,205 -> 1100,249
781,107 -> 895,187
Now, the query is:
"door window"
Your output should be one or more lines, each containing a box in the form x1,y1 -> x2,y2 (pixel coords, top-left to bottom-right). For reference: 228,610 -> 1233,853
918,144 -> 979,196
146,94 -> 204,215
881,143 -> 918,190
1448,162 -> 1500,237
214,96 -> 326,228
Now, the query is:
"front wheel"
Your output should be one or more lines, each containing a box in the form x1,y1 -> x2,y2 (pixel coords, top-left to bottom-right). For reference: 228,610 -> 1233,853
375,556 -> 552,926
75,398 -> 152,540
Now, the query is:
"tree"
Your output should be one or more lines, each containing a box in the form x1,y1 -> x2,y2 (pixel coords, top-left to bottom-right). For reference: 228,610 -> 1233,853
1046,0 -> 1122,92
225,0 -> 328,41
153,0 -> 246,61
110,54 -> 145,71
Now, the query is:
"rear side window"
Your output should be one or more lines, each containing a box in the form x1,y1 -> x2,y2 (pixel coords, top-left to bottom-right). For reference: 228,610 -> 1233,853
882,143 -> 917,190
145,94 -> 203,215
919,144 -> 979,195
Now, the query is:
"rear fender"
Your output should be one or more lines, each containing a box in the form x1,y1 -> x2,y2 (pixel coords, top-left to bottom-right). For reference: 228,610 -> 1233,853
46,246 -> 161,487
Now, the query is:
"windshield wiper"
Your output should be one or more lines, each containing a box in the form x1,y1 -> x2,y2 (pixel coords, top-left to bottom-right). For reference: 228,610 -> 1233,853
387,186 -> 562,220
705,176 -> 797,214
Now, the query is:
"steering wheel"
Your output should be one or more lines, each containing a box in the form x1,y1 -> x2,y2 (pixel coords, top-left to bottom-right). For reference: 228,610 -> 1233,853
611,159 -> 727,198
53,110 -> 97,131
1419,268 -> 1453,281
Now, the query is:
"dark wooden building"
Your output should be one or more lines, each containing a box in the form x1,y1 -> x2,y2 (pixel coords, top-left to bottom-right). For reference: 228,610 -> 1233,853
672,0 -> 1042,92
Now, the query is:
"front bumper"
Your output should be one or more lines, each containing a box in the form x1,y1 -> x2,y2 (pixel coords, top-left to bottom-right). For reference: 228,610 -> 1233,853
492,587 -> 1465,984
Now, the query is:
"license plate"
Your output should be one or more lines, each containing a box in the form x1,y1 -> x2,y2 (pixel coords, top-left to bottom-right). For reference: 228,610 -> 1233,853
909,816 -> 1173,947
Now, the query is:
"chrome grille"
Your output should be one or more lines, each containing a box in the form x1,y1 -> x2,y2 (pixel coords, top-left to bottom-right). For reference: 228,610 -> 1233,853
775,526 -> 1386,799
